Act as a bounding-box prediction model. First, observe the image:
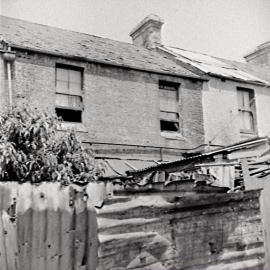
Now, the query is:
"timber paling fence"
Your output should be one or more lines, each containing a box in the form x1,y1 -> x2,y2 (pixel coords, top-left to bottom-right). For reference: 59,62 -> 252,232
0,182 -> 98,270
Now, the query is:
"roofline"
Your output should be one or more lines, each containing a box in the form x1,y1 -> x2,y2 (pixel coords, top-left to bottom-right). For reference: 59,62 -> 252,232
9,43 -> 206,81
127,137 -> 269,175
158,46 -> 270,87
209,73 -> 270,87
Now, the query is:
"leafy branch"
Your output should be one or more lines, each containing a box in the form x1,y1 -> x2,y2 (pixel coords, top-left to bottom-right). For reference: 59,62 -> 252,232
0,106 -> 104,184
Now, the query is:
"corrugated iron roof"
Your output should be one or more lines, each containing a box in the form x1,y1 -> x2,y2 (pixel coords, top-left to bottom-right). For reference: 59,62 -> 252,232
101,158 -> 159,178
127,137 -> 269,176
159,46 -> 270,86
0,15 -> 201,79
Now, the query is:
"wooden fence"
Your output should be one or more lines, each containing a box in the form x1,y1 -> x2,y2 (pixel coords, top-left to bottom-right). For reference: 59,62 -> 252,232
0,182 -> 98,270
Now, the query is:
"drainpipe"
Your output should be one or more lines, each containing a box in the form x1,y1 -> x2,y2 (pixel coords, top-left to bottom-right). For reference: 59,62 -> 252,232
3,47 -> 16,109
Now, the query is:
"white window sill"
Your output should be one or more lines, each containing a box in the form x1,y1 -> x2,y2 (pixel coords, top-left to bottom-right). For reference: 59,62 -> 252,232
161,131 -> 185,141
57,122 -> 88,133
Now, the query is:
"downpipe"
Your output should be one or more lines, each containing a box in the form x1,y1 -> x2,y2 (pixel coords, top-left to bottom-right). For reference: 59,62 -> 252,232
3,46 -> 16,109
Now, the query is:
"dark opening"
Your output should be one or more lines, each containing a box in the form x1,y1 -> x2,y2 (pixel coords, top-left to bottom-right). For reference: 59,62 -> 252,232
56,108 -> 82,123
159,80 -> 179,91
160,120 -> 179,132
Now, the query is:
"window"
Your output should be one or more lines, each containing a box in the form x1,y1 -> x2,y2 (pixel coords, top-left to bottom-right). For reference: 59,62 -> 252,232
55,65 -> 83,123
237,88 -> 256,133
159,81 -> 180,132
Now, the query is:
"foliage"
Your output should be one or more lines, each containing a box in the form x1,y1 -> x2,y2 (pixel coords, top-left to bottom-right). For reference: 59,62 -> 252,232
0,106 -> 104,184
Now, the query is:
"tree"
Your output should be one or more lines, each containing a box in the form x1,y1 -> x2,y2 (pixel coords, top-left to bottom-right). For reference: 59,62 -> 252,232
0,106 -> 104,184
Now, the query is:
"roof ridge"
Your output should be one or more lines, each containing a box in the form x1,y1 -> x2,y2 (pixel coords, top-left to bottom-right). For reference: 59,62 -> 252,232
0,15 -> 201,79
0,14 -> 145,50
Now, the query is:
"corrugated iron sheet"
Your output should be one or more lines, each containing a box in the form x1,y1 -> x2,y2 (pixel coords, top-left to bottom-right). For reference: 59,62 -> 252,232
127,137 -> 269,175
161,46 -> 270,85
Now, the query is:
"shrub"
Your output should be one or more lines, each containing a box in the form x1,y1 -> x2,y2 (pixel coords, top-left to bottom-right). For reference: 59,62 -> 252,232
0,106 -> 104,184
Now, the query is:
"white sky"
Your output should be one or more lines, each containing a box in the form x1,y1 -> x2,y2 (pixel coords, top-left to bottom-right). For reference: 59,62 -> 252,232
1,0 -> 270,62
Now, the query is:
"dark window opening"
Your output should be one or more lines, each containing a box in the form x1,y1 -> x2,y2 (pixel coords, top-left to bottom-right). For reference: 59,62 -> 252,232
159,80 -> 180,133
159,80 -> 179,91
55,64 -> 84,123
56,108 -> 82,123
160,120 -> 179,132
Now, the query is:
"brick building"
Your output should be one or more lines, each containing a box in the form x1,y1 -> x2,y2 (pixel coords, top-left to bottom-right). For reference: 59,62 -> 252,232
0,15 -> 207,164
130,15 -> 270,147
1,15 -> 270,167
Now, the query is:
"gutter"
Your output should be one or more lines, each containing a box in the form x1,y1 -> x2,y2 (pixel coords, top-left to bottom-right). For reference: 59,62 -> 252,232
10,44 -> 207,81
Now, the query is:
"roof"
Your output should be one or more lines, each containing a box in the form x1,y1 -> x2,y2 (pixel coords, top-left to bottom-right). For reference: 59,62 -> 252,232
101,158 -> 159,178
159,46 -> 270,86
0,15 -> 200,79
127,137 -> 270,176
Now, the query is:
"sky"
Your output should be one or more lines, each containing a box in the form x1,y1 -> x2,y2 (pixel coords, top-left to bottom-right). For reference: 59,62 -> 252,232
1,0 -> 270,62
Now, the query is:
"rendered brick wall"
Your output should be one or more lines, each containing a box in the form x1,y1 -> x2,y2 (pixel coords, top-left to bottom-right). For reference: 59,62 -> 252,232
202,77 -> 270,146
97,190 -> 265,270
10,50 -> 204,157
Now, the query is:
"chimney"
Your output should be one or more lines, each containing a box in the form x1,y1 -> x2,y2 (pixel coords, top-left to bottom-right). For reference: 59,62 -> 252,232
130,14 -> 164,49
244,41 -> 270,69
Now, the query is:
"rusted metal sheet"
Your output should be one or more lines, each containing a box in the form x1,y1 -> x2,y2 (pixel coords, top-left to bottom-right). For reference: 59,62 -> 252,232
0,182 -> 98,270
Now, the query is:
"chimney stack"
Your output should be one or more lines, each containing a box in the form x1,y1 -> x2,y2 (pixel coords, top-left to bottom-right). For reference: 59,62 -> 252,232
130,14 -> 164,50
244,42 -> 270,69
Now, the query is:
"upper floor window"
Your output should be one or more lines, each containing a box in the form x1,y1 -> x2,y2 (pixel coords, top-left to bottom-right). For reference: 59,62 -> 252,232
237,88 -> 256,133
159,81 -> 180,132
55,65 -> 83,123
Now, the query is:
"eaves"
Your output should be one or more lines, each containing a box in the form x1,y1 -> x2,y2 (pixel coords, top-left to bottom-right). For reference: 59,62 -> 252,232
9,43 -> 207,81
208,73 -> 270,87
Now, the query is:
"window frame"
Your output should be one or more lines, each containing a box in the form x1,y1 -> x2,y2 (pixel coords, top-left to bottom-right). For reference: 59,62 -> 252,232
55,64 -> 84,123
237,87 -> 256,134
159,80 -> 180,133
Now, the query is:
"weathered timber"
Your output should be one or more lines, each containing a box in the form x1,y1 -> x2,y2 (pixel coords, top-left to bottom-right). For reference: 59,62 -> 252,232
97,190 -> 265,270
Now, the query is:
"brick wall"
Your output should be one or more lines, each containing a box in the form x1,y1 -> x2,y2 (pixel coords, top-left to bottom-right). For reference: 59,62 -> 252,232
97,190 -> 264,270
9,50 -> 204,158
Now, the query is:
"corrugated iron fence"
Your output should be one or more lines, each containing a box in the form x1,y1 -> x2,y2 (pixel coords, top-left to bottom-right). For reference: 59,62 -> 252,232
0,182 -> 98,270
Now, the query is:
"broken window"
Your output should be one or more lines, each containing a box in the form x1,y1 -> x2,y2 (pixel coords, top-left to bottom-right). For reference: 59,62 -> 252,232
55,65 -> 83,123
237,88 -> 256,133
159,81 -> 180,132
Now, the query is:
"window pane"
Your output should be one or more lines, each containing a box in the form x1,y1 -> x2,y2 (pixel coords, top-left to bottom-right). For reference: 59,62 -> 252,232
160,111 -> 178,121
56,80 -> 69,94
243,91 -> 250,109
68,95 -> 83,109
69,82 -> 82,96
237,91 -> 243,109
239,111 -> 253,131
56,94 -> 83,110
69,69 -> 81,84
238,89 -> 252,110
56,68 -> 69,81
159,89 -> 178,112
